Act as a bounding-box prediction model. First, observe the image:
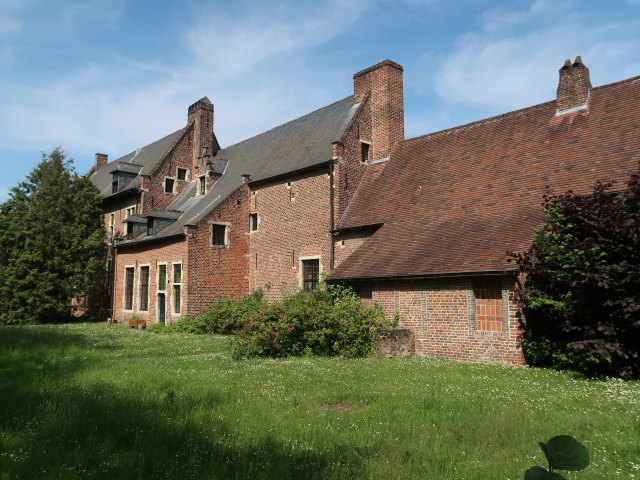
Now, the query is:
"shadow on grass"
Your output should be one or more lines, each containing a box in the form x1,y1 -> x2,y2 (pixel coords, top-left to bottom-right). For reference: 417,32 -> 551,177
0,327 -> 364,479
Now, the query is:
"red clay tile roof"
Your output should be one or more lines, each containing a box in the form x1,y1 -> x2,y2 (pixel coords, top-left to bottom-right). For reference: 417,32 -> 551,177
331,75 -> 640,281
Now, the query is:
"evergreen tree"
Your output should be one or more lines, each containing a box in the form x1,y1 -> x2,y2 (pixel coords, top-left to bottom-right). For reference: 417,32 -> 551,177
0,148 -> 105,324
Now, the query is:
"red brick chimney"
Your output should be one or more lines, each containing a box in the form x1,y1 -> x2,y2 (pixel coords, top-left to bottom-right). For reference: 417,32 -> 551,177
556,56 -> 592,113
353,60 -> 404,161
187,97 -> 214,172
94,153 -> 108,170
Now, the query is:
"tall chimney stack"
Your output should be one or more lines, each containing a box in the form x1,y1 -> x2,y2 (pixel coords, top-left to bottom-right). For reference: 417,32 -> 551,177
556,56 -> 592,113
187,97 -> 214,172
94,153 -> 108,170
353,60 -> 404,161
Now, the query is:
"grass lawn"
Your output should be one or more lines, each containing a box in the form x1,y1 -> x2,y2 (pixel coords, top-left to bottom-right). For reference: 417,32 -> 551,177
0,324 -> 638,479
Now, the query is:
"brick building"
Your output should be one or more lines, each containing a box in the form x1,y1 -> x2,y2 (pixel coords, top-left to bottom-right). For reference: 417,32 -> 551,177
89,57 -> 640,365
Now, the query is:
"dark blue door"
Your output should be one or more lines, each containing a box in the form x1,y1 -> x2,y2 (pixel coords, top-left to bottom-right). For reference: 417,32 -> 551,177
158,293 -> 166,324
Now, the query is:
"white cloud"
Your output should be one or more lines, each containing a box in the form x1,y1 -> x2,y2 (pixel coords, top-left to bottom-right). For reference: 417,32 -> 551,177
432,3 -> 640,112
0,0 -> 377,169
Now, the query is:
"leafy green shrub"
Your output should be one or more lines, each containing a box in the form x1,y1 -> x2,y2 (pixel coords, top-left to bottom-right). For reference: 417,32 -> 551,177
198,289 -> 266,334
522,338 -> 612,377
230,284 -> 391,359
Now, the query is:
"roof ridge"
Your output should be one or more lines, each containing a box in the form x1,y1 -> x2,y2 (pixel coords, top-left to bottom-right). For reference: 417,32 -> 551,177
219,96 -> 353,151
400,74 -> 640,147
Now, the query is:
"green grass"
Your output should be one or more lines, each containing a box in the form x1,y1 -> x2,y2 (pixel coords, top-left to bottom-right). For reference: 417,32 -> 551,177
0,324 -> 638,480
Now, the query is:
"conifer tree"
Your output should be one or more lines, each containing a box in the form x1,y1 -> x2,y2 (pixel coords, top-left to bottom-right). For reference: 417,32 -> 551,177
0,148 -> 105,324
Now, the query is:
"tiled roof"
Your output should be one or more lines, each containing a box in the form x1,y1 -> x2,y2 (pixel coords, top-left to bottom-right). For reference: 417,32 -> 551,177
331,75 -> 640,281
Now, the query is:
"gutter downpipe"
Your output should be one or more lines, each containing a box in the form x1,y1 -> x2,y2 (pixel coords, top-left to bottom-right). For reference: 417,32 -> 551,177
329,159 -> 335,271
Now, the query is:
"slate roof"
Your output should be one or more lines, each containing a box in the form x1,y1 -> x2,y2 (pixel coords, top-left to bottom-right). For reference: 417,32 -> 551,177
90,129 -> 186,197
114,96 -> 358,246
330,75 -> 640,281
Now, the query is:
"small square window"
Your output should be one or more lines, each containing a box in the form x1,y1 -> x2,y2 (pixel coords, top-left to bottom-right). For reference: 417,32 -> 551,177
249,213 -> 258,232
210,224 -> 227,247
177,168 -> 188,181
164,178 -> 175,194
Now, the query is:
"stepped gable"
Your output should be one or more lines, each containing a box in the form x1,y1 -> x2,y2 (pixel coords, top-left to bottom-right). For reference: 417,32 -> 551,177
331,74 -> 640,280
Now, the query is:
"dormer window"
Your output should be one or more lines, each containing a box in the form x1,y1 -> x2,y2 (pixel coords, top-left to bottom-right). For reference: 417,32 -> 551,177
112,180 -> 118,194
198,175 -> 206,195
177,168 -> 188,181
164,178 -> 175,194
146,217 -> 154,236
126,222 -> 134,239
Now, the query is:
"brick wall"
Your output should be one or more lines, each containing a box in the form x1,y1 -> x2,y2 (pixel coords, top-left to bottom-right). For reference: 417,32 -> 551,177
140,128 -> 200,213
113,238 -> 189,324
368,277 -> 524,366
248,170 -> 331,301
187,185 -> 250,315
112,237 -> 188,325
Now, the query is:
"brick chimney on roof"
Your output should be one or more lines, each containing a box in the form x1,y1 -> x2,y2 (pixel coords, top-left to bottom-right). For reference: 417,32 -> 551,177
94,153 -> 108,170
354,60 -> 404,161
188,97 -> 214,172
556,56 -> 592,113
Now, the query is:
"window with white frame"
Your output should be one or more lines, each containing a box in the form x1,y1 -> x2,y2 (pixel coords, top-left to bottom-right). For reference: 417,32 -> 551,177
157,263 -> 167,292
139,265 -> 150,311
124,267 -> 135,310
109,213 -> 115,237
210,223 -> 228,247
164,178 -> 175,194
301,258 -> 320,292
177,168 -> 188,181
125,206 -> 136,218
172,262 -> 182,314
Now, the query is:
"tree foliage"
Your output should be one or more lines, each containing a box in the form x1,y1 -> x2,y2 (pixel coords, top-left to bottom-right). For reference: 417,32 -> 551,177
0,148 -> 105,324
513,168 -> 640,379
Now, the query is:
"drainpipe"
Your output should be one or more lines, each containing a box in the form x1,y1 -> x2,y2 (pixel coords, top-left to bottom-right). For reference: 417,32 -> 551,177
329,159 -> 335,271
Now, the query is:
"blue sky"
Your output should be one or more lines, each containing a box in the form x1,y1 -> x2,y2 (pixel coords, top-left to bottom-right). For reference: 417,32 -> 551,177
1,0 -> 639,201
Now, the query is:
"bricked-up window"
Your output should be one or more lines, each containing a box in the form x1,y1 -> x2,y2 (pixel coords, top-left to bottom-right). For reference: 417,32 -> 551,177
474,277 -> 503,331
164,178 -> 175,194
158,264 -> 167,292
249,213 -> 258,232
139,266 -> 150,311
124,267 -> 134,310
302,259 -> 320,292
198,175 -> 206,195
177,168 -> 188,181
210,224 -> 228,247
172,263 -> 182,314
360,142 -> 370,163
